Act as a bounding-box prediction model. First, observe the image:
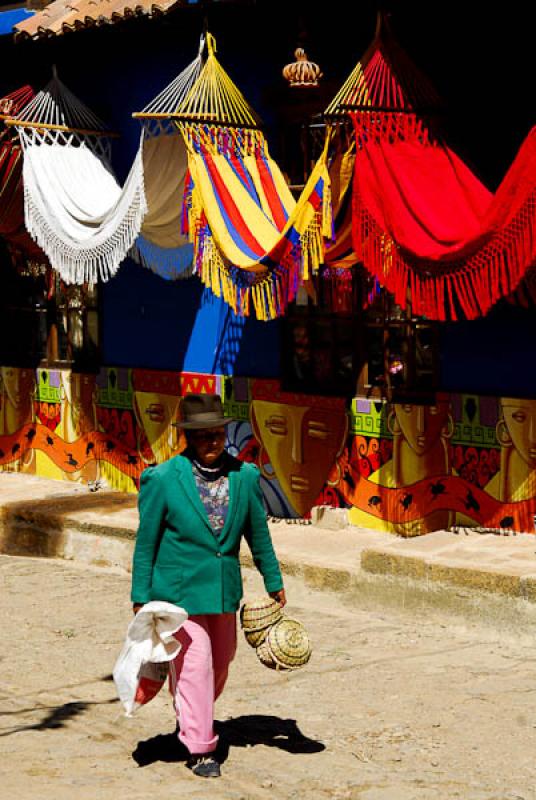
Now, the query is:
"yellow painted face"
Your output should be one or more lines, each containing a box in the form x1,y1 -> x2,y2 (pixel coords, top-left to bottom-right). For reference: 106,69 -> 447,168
393,401 -> 450,456
1,367 -> 34,412
251,400 -> 348,517
133,391 -> 182,463
500,397 -> 536,467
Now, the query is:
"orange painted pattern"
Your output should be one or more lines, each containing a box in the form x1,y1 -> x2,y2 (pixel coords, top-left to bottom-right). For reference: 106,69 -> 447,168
0,423 -> 144,479
334,465 -> 536,532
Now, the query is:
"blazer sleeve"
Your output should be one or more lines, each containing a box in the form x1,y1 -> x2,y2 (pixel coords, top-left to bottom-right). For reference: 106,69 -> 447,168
131,467 -> 166,604
243,464 -> 284,593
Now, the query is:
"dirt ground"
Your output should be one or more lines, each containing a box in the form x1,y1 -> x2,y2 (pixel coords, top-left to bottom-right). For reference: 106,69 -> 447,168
1,553 -> 535,800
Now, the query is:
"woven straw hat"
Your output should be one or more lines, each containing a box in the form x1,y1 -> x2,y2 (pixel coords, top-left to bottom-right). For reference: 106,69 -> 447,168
240,597 -> 284,634
255,617 -> 312,671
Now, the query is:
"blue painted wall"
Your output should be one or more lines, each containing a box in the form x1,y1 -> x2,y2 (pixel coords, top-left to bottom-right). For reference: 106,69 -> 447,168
101,259 -> 280,375
439,303 -> 536,398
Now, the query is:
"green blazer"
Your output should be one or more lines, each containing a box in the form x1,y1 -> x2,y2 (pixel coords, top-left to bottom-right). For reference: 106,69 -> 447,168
131,454 -> 283,615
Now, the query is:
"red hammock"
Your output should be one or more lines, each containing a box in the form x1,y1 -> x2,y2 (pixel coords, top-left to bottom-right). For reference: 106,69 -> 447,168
0,86 -> 45,265
334,13 -> 536,320
351,119 -> 536,320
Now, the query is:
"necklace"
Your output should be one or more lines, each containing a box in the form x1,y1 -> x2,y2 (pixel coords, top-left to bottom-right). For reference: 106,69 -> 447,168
192,458 -> 226,481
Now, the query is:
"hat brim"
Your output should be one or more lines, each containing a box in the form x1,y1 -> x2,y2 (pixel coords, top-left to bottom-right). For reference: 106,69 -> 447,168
172,416 -> 235,429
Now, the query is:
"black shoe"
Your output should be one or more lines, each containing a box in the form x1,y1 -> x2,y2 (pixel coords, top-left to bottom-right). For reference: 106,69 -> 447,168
186,754 -> 221,778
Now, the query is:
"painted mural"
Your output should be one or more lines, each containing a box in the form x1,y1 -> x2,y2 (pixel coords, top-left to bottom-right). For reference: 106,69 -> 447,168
1,365 -> 536,535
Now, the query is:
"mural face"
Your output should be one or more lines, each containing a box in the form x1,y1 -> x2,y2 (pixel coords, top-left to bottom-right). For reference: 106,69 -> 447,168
59,371 -> 98,483
495,397 -> 536,503
0,366 -> 36,473
0,366 -> 35,433
499,398 -> 536,468
250,398 -> 348,517
1,367 -> 536,535
133,390 -> 182,465
392,400 -> 451,456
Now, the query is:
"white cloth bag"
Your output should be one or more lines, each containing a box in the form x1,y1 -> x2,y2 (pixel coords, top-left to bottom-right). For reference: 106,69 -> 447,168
113,601 -> 188,716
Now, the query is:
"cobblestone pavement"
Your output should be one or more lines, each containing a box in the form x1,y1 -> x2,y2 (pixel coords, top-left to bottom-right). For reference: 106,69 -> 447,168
1,554 -> 535,800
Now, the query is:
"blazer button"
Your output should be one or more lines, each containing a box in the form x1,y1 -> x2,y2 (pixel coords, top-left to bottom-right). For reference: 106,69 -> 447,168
216,552 -> 222,557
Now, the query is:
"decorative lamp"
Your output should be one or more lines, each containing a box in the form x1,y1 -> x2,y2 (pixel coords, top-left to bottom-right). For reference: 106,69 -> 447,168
283,48 -> 323,87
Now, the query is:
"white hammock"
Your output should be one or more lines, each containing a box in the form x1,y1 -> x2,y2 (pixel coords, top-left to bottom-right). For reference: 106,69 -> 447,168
13,70 -> 147,284
131,38 -> 205,280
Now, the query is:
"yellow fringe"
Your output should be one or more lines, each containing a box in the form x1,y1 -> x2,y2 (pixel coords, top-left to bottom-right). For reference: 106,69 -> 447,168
185,145 -> 336,320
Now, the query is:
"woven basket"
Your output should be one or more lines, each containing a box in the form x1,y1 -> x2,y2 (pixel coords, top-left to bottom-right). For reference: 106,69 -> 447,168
244,627 -> 269,648
240,597 -> 283,633
255,639 -> 278,670
264,618 -> 312,670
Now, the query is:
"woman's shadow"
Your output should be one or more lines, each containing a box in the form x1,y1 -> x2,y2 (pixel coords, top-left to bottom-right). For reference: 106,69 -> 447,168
132,715 -> 325,767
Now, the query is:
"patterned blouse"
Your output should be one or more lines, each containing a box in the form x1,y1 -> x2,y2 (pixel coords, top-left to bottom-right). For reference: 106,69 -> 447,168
192,459 -> 229,537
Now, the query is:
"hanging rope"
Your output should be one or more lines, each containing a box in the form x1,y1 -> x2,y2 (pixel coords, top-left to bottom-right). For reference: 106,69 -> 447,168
173,33 -> 262,130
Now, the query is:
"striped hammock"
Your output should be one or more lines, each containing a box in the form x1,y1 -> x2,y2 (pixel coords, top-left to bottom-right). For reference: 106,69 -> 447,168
173,33 -> 332,320
180,125 -> 332,321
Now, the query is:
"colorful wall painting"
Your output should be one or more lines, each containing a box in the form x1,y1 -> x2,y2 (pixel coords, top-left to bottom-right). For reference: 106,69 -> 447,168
1,364 -> 536,535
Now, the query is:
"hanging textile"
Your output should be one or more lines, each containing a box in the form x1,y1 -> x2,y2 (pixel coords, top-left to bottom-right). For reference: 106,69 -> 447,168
130,42 -> 205,280
351,131 -> 536,323
133,132 -> 194,279
175,34 -> 332,320
11,71 -> 147,284
333,12 -> 536,320
0,86 -> 45,266
324,145 -> 356,270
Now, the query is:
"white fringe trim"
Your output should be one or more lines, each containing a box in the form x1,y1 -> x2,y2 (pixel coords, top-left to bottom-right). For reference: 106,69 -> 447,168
22,135 -> 148,285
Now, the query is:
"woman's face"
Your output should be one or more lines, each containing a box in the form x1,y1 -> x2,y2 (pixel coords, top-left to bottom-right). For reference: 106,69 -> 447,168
394,402 -> 450,455
1,367 -> 34,416
189,427 -> 226,466
133,390 -> 181,462
251,400 -> 348,516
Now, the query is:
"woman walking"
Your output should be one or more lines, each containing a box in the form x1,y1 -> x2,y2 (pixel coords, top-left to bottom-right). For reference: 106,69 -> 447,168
131,393 -> 285,778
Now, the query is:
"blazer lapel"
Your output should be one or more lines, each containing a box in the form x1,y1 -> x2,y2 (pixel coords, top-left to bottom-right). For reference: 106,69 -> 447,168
173,457 -> 212,533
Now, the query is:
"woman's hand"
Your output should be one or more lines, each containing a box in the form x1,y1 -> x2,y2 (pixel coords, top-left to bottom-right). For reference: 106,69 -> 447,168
133,604 -> 144,615
269,589 -> 287,607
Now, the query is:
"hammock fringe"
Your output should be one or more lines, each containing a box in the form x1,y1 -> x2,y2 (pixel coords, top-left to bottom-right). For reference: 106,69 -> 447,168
22,136 -> 147,285
181,125 -> 333,320
353,185 -> 536,320
130,235 -> 195,280
187,195 -> 327,320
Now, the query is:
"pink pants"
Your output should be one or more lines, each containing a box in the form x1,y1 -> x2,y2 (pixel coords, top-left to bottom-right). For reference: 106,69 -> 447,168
169,613 -> 237,755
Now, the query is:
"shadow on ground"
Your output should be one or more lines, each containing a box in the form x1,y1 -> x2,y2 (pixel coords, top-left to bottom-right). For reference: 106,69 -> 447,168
133,714 -> 325,766
0,697 -> 117,737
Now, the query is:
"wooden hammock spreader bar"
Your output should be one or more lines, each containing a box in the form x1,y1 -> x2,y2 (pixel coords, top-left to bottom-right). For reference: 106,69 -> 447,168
336,104 -> 442,115
173,115 -> 259,130
132,112 -> 175,119
5,118 -> 120,138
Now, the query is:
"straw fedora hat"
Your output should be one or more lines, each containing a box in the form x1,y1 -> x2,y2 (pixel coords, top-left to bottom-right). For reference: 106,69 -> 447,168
255,617 -> 312,671
172,393 -> 235,429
